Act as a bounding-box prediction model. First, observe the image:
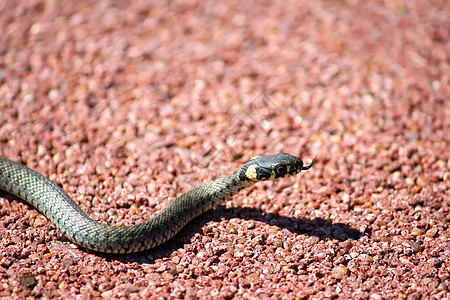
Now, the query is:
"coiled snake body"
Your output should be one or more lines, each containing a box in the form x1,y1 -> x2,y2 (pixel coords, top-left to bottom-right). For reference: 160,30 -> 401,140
0,153 -> 315,254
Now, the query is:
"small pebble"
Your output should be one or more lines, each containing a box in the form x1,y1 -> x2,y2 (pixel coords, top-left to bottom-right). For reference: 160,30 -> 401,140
274,239 -> 284,248
365,214 -> 376,222
19,274 -> 37,288
416,176 -> 429,187
425,227 -> 438,238
360,254 -> 374,264
411,227 -> 424,236
332,266 -> 348,279
369,293 -> 383,300
411,242 -> 424,253
196,251 -> 207,260
81,266 -> 94,273
405,178 -> 415,187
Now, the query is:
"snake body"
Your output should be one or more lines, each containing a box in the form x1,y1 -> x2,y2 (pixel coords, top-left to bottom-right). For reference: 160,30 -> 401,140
0,153 -> 315,254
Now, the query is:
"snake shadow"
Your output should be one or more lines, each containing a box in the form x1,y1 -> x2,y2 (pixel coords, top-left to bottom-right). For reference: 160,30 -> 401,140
122,205 -> 363,264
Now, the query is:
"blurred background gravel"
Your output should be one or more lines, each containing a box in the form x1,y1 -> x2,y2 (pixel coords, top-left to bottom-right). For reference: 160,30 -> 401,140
0,0 -> 449,299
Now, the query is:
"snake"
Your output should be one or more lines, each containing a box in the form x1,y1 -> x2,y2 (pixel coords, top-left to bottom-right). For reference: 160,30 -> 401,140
0,153 -> 316,254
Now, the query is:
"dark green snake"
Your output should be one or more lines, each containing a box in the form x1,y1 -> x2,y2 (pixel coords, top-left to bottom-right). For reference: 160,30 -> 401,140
0,153 -> 316,254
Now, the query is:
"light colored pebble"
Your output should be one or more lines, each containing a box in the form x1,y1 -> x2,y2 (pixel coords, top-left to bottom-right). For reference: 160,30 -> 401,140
365,214 -> 376,222
411,227 -> 424,236
425,227 -> 438,237
332,266 -> 348,279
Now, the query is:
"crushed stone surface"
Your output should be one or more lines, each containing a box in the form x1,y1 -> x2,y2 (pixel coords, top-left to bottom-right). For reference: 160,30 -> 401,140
0,0 -> 449,299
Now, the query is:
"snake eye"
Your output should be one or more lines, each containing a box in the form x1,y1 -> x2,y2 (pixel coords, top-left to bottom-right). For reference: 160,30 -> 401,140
275,165 -> 287,176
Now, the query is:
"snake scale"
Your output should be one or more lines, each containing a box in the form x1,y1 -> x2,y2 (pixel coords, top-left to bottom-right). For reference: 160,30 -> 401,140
0,153 -> 316,254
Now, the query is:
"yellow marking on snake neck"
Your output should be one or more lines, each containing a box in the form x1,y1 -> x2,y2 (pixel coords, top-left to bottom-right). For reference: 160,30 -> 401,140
245,165 -> 258,181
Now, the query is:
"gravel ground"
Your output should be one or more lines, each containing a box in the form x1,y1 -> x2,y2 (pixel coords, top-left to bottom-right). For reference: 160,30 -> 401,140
0,0 -> 449,299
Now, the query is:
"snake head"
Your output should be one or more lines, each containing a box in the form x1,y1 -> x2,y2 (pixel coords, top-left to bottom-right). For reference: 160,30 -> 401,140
240,153 -> 317,182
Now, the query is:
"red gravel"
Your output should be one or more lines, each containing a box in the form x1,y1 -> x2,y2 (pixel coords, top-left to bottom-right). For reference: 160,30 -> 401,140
0,0 -> 449,299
